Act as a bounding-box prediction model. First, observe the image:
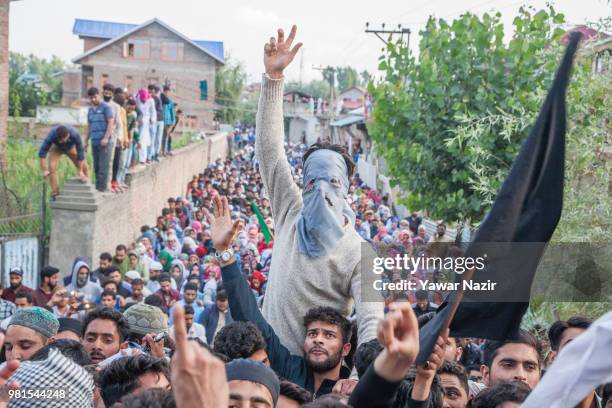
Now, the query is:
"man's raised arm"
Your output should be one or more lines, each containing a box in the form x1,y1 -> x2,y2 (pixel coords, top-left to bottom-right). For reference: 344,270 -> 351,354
255,26 -> 304,225
210,196 -> 307,382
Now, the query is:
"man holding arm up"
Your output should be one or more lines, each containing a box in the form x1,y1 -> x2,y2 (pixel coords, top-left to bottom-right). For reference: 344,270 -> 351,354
255,24 -> 382,356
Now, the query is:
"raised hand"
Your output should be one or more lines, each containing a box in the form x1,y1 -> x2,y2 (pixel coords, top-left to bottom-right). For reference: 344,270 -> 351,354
416,330 -> 448,378
373,302 -> 420,381
264,25 -> 303,79
171,305 -> 229,408
411,329 -> 449,402
211,195 -> 241,252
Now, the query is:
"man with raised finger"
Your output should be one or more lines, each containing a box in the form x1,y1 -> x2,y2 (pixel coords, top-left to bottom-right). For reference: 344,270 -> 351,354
254,24 -> 383,356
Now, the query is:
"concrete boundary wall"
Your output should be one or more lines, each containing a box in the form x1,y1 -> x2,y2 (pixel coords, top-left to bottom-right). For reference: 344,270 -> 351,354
49,132 -> 229,277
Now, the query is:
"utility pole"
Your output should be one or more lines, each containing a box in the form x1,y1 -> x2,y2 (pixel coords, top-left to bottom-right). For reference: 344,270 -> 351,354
313,65 -> 337,142
365,22 -> 411,49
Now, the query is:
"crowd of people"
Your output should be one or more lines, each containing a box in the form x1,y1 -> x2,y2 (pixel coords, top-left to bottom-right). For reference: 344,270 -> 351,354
9,24 -> 609,408
39,82 -> 184,198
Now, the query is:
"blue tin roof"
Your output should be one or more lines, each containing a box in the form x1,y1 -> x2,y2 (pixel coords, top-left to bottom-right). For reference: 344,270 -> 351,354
193,40 -> 225,63
73,19 -> 224,62
73,19 -> 137,39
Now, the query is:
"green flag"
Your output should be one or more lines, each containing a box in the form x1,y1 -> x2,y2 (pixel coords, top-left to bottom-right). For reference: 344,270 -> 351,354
250,199 -> 272,244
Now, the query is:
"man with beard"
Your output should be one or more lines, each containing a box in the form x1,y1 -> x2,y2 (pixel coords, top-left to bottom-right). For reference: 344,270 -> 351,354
428,222 -> 454,258
154,273 -> 181,311
146,261 -> 164,293
32,266 -> 60,307
112,244 -> 130,276
255,25 -> 381,355
211,195 -> 352,396
81,307 -> 129,365
1,267 -> 33,303
66,258 -> 102,303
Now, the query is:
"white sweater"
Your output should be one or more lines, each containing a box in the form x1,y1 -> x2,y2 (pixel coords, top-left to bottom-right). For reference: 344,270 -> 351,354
256,75 -> 383,355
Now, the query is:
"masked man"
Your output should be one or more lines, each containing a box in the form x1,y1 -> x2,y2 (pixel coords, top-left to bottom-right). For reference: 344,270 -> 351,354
67,257 -> 102,303
249,25 -> 382,354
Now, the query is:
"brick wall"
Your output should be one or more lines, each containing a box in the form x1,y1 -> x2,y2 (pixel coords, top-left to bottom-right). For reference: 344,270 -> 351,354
0,0 -> 9,167
83,37 -> 106,53
49,132 -> 229,276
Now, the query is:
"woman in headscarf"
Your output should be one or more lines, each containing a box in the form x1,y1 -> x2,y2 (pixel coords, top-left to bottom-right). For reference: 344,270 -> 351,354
163,233 -> 181,258
190,220 -> 203,235
373,225 -> 389,242
158,249 -> 174,272
202,262 -> 220,306
169,260 -> 188,291
249,270 -> 266,297
135,88 -> 156,164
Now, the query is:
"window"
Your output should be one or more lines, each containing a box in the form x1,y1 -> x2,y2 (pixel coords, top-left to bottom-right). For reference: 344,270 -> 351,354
101,74 -> 109,86
123,39 -> 150,59
200,80 -> 208,100
161,41 -> 184,62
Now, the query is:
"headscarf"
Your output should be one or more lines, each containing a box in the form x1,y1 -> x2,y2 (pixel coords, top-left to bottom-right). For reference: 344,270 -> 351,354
158,250 -> 174,272
295,149 -> 355,257
196,246 -> 207,259
170,259 -> 188,289
374,226 -> 389,242
137,88 -> 150,103
191,220 -> 203,234
8,349 -> 94,407
250,271 -> 266,293
204,263 -> 221,281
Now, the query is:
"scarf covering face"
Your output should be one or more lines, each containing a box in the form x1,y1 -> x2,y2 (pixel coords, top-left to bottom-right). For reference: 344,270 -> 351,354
296,149 -> 355,257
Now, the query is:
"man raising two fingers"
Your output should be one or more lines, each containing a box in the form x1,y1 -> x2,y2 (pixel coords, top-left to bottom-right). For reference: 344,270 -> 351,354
256,24 -> 383,357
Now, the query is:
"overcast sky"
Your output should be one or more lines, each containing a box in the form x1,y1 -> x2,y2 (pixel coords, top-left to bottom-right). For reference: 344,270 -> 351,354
9,0 -> 610,83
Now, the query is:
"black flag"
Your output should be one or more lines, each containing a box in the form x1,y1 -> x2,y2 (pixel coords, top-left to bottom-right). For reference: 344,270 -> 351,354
416,32 -> 582,364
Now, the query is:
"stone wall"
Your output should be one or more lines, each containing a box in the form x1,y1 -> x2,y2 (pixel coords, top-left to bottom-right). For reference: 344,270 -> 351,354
49,132 -> 229,277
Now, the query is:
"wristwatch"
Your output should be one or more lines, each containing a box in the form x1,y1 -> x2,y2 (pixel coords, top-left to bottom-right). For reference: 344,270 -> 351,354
214,247 -> 234,263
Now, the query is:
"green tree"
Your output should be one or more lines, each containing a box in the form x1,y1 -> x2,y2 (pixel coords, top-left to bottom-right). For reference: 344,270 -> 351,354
215,58 -> 247,124
285,79 -> 330,99
368,6 -> 567,222
237,90 -> 259,126
8,52 -> 65,117
360,69 -> 372,87
336,66 -> 359,91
